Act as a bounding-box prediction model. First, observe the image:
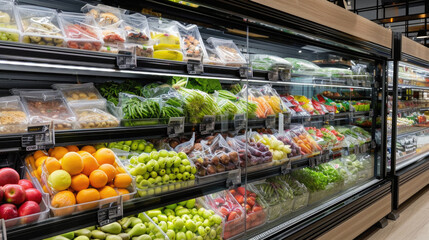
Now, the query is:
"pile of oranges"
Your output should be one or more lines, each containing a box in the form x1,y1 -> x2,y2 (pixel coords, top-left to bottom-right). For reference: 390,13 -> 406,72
25,145 -> 133,216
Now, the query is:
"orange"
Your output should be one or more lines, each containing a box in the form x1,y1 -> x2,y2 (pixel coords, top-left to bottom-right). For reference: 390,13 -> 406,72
51,190 -> 76,216
116,166 -> 126,174
70,174 -> 90,192
33,150 -> 47,160
66,145 -> 79,152
61,152 -> 84,175
35,156 -> 48,168
42,185 -> 48,193
82,154 -> 99,176
36,166 -> 42,178
93,148 -> 116,166
45,157 -> 61,174
77,151 -> 90,157
116,188 -> 131,201
114,173 -> 132,188
80,145 -> 96,154
48,148 -> 54,156
98,164 -> 117,182
76,188 -> 100,204
51,147 -> 69,159
89,170 -> 108,188
99,186 -> 118,199
25,155 -> 35,165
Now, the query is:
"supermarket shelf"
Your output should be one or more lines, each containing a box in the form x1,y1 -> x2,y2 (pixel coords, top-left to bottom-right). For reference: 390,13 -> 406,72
388,126 -> 429,139
395,107 -> 429,114
6,151 -> 352,240
388,84 -> 429,91
247,179 -> 390,239
396,150 -> 429,171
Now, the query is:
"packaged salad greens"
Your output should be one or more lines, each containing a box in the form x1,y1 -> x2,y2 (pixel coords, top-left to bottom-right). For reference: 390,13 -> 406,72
284,57 -> 327,76
0,0 -> 21,42
59,12 -> 103,51
251,54 -> 292,71
17,5 -> 65,46
207,37 -> 246,67
148,17 -> 183,61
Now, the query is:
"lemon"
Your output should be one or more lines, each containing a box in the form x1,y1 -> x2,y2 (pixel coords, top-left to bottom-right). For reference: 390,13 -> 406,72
48,170 -> 71,191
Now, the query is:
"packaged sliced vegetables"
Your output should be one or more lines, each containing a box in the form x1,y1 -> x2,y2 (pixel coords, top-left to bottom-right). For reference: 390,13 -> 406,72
0,1 -> 21,42
121,13 -> 150,44
177,23 -> 205,61
207,37 -> 246,67
289,125 -> 322,155
18,90 -> 76,130
70,100 -> 119,129
118,92 -> 161,120
51,83 -> 104,107
293,95 -> 317,115
260,84 -> 289,114
0,96 -> 28,134
17,5 -> 65,47
148,17 -> 183,61
238,85 -> 274,118
203,45 -> 224,65
58,12 -> 103,51
251,54 -> 292,71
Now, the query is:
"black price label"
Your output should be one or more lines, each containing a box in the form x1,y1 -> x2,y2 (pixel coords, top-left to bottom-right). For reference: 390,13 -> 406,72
309,158 -> 316,168
239,66 -> 253,78
234,114 -> 246,131
199,115 -> 215,135
98,199 -> 123,226
167,117 -> 185,137
21,124 -> 54,151
284,112 -> 292,125
226,169 -> 241,189
316,155 -> 322,166
280,161 -> 292,174
265,115 -> 276,129
187,59 -> 204,74
116,50 -> 137,69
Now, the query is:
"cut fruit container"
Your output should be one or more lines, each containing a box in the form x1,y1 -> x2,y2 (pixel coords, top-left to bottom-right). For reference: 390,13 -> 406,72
0,0 -> 21,42
0,96 -> 28,135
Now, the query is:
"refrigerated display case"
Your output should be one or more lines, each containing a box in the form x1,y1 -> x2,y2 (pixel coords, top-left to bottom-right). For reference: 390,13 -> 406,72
0,0 -> 393,240
388,34 -> 429,215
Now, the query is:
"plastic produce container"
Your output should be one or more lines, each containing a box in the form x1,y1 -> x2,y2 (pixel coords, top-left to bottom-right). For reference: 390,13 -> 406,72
2,162 -> 50,229
52,83 -> 104,104
58,12 -> 103,51
70,100 -> 120,129
203,46 -> 224,66
229,187 -> 267,230
249,179 -> 294,222
0,0 -> 21,42
17,90 -> 76,130
121,13 -> 151,44
177,23 -> 205,61
279,175 -> 309,211
132,212 -> 169,240
25,152 -> 136,217
148,17 -> 183,61
204,190 -> 244,239
0,96 -> 28,134
16,5 -> 65,47
207,37 -> 246,67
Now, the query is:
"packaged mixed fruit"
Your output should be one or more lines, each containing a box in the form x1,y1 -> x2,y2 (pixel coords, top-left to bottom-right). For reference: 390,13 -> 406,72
0,0 -> 21,42
17,5 -> 65,46
207,37 -> 246,67
58,12 -> 103,51
0,96 -> 28,134
226,135 -> 273,169
148,17 -> 183,61
121,13 -> 151,44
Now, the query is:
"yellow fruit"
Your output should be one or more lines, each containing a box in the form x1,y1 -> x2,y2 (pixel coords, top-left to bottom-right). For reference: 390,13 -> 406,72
45,157 -> 61,174
48,170 -> 72,191
61,152 -> 84,175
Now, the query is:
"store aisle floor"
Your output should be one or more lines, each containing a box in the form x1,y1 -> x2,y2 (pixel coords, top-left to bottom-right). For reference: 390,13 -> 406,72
357,185 -> 429,240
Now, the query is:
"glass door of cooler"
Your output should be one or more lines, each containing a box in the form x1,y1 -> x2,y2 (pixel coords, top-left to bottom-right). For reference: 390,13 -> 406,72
387,61 -> 429,171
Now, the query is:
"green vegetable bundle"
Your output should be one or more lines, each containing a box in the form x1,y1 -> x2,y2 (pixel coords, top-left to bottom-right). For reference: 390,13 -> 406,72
98,80 -> 144,105
120,93 -> 160,120
292,168 -> 328,192
216,90 -> 257,117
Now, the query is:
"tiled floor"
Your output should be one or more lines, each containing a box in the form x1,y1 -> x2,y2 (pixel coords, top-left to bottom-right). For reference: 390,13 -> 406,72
357,185 -> 429,240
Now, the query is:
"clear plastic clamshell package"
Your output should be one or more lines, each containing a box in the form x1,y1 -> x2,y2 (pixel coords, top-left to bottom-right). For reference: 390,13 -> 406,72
16,90 -> 76,130
207,37 -> 247,67
52,83 -> 104,105
0,96 -> 28,134
16,5 -> 65,46
177,23 -> 205,61
276,174 -> 309,211
229,187 -> 267,230
121,13 -> 151,44
0,0 -> 21,42
81,3 -> 126,46
58,12 -> 103,51
203,46 -> 225,66
148,17 -> 183,61
249,178 -> 294,222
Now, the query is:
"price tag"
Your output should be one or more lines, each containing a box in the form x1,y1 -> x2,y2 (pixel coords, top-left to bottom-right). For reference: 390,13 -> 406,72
284,112 -> 292,125
239,66 -> 253,78
234,114 -> 246,131
309,158 -> 316,168
98,196 -> 123,226
316,155 -> 322,166
0,219 -> 6,240
226,169 -> 241,189
265,115 -> 276,129
280,161 -> 291,174
21,123 -> 54,151
220,115 -> 229,133
302,116 -> 311,124
324,113 -> 335,122
116,50 -> 137,69
167,117 -> 185,137
187,59 -> 204,74
278,113 -> 284,134
199,115 -> 215,135
347,111 -> 354,123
